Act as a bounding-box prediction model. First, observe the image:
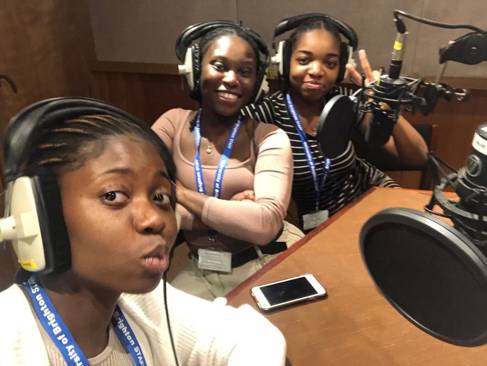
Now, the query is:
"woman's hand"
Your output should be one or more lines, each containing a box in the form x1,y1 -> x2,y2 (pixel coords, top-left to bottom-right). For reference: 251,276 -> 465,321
231,190 -> 255,201
345,49 -> 381,87
174,180 -> 208,218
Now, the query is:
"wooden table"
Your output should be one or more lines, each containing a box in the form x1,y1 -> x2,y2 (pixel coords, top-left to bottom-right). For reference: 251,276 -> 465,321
227,188 -> 487,366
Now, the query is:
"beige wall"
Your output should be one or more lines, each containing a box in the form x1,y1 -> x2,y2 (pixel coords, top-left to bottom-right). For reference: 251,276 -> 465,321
88,0 -> 487,79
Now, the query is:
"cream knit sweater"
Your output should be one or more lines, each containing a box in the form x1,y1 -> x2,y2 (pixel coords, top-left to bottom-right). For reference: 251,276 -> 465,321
0,281 -> 286,366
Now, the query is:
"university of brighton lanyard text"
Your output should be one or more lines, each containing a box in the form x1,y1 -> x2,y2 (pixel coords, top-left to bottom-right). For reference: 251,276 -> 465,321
22,276 -> 147,366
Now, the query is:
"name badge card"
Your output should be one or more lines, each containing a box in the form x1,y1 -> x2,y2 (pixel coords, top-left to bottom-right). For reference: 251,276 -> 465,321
198,249 -> 232,273
303,210 -> 329,231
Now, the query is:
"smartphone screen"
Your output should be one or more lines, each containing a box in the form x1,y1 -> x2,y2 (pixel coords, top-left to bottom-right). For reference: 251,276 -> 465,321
259,276 -> 319,306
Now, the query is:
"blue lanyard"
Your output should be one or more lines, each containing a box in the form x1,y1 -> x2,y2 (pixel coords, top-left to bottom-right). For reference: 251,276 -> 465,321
286,94 -> 331,211
193,110 -> 242,198
22,276 -> 147,366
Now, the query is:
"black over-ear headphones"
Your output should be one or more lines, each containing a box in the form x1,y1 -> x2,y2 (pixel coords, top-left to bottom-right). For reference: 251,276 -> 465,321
272,13 -> 358,83
2,97 -> 175,274
175,20 -> 270,102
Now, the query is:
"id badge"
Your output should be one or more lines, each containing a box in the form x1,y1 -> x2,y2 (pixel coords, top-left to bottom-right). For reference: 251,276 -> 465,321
302,210 -> 329,231
197,249 -> 232,273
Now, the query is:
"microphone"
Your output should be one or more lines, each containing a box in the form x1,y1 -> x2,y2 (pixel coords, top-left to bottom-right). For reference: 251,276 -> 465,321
361,125 -> 487,346
427,124 -> 487,250
359,10 -> 487,347
364,17 -> 409,147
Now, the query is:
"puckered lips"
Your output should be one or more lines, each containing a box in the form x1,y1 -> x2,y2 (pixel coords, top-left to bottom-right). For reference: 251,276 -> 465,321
141,244 -> 170,274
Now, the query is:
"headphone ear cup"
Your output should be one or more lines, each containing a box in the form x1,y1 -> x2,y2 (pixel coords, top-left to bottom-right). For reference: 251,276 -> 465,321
190,43 -> 201,100
282,39 -> 292,83
8,173 -> 70,274
178,48 -> 195,94
336,42 -> 349,83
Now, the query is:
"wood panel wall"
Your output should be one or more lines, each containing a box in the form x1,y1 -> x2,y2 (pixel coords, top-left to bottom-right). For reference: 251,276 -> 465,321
0,0 -> 94,290
90,68 -> 487,173
90,71 -> 198,124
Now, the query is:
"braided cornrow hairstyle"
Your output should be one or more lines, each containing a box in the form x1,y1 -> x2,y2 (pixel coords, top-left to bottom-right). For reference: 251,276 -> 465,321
26,113 -> 176,204
288,18 -> 342,53
199,27 -> 262,67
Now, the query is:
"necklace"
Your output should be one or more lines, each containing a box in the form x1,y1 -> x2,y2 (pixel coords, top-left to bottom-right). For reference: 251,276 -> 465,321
206,141 -> 213,154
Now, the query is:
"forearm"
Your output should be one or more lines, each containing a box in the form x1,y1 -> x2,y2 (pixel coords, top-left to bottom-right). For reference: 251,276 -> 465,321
390,115 -> 428,166
177,187 -> 209,220
202,197 -> 287,245
359,113 -> 428,166
176,203 -> 209,231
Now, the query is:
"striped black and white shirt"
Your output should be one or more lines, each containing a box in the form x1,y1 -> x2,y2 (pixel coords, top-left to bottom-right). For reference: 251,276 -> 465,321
242,90 -> 398,223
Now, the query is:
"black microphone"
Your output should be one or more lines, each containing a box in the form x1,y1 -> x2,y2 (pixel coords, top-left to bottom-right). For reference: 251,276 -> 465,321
427,124 -> 487,250
359,10 -> 487,348
361,125 -> 487,346
364,17 -> 408,147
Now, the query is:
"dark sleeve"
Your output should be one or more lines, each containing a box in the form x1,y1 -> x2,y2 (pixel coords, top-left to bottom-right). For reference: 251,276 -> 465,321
356,157 -> 400,188
241,96 -> 275,123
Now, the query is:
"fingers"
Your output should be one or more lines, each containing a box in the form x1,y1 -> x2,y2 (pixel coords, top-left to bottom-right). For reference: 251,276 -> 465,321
346,63 -> 362,85
358,49 -> 374,82
231,190 -> 256,201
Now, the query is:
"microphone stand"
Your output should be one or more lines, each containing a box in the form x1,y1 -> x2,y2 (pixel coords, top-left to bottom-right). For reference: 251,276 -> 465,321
358,10 -> 485,147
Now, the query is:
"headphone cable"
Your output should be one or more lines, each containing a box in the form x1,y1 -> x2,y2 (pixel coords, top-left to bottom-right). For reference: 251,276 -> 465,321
163,272 -> 180,366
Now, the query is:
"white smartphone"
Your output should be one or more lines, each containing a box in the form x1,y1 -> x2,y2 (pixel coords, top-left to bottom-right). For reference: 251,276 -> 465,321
251,274 -> 326,311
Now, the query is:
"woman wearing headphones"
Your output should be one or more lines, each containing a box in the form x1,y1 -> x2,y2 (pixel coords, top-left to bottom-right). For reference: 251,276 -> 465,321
243,14 -> 427,231
0,98 -> 285,366
152,22 -> 301,300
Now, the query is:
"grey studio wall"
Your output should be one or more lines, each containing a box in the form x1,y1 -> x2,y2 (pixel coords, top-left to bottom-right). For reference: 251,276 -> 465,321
88,0 -> 487,81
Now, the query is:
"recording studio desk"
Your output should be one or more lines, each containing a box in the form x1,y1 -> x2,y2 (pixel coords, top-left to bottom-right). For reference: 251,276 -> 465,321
227,188 -> 487,366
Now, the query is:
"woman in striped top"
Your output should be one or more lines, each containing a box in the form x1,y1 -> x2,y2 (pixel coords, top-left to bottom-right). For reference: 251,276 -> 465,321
243,15 -> 427,231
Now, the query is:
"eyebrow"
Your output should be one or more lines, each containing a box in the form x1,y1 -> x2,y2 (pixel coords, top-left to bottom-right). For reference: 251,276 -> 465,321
296,50 -> 340,58
211,55 -> 255,65
100,167 -> 172,181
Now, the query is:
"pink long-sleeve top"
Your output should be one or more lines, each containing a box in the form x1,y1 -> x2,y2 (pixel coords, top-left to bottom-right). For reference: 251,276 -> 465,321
152,108 -> 293,253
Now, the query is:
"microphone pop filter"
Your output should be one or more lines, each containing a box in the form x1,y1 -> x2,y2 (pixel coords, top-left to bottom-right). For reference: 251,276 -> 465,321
360,208 -> 487,346
317,95 -> 356,158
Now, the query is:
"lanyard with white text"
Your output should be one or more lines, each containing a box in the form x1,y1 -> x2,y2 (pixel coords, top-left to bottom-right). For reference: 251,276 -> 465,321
193,110 -> 242,198
286,94 -> 331,211
22,276 -> 147,366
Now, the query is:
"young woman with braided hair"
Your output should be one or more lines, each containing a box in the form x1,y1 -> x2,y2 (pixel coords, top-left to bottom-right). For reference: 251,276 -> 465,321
243,14 -> 427,231
152,22 -> 303,300
0,98 -> 286,366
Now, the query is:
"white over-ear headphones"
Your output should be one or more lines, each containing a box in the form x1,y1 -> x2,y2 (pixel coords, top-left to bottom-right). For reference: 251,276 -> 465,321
175,20 -> 270,101
271,13 -> 359,84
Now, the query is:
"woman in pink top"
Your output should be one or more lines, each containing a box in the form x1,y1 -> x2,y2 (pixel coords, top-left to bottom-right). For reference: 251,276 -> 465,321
152,21 -> 302,300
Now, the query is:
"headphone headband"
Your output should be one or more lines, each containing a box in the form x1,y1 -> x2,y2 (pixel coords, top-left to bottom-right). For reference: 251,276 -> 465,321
4,97 -> 147,182
176,21 -> 238,61
176,20 -> 269,62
